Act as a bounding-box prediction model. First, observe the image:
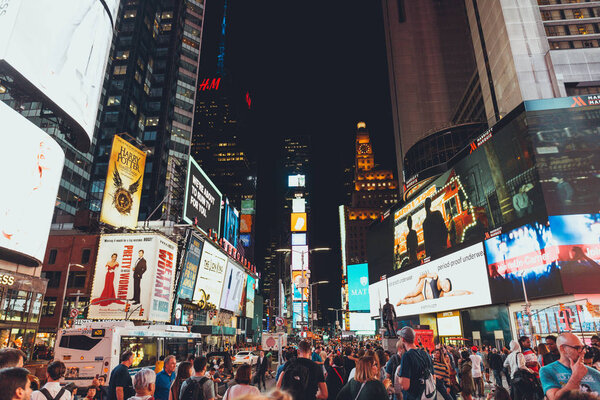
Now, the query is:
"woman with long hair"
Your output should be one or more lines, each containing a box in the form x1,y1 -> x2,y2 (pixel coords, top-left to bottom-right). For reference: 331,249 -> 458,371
169,361 -> 192,400
460,350 -> 475,400
223,364 -> 260,400
336,356 -> 391,400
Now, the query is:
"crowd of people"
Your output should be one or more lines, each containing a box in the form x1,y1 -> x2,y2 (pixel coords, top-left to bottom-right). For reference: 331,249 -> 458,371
1,332 -> 600,400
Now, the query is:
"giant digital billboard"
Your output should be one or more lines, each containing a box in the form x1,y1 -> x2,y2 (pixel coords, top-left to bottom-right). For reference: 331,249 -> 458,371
393,112 -> 545,270
245,275 -> 256,318
88,234 -> 178,322
193,241 -> 227,309
370,243 -> 491,318
0,0 -> 119,150
484,221 -> 563,303
177,232 -> 203,301
0,101 -> 64,267
291,246 -> 309,270
347,264 -> 370,312
183,156 -> 222,236
223,200 -> 240,246
291,213 -> 307,232
349,312 -> 376,335
293,301 -> 308,329
220,260 -> 245,313
292,270 -> 308,301
100,135 -> 146,229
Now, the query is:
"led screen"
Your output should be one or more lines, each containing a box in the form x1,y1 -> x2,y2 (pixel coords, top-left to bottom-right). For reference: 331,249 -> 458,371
0,102 -> 64,266
288,175 -> 306,187
240,214 -> 252,233
291,213 -> 307,232
292,270 -> 308,301
293,301 -> 308,329
183,156 -> 222,236
484,221 -> 563,303
292,233 -> 307,246
0,0 -> 119,149
193,241 -> 227,309
223,201 -> 240,246
348,312 -> 376,335
292,198 -> 306,213
246,275 -> 256,318
347,264 -> 370,312
220,260 -> 245,314
177,233 -> 203,301
241,199 -> 255,215
370,243 -> 491,317
291,246 -> 309,270
240,234 -> 251,247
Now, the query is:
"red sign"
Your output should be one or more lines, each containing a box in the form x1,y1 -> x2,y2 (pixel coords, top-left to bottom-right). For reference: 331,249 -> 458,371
198,78 -> 221,91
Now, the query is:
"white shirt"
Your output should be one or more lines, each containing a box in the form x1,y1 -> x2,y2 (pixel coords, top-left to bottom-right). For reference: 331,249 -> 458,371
470,354 -> 483,378
223,384 -> 260,400
32,382 -> 72,400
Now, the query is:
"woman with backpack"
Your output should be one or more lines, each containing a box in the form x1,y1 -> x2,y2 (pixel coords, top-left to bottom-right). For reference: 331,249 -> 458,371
325,355 -> 346,400
169,362 -> 192,400
336,356 -> 391,400
223,364 -> 260,400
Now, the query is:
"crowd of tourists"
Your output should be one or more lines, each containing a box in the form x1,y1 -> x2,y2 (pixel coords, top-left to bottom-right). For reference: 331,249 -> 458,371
0,331 -> 600,400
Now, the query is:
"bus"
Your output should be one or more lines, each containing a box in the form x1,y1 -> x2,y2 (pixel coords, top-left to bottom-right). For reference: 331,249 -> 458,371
55,322 -> 202,388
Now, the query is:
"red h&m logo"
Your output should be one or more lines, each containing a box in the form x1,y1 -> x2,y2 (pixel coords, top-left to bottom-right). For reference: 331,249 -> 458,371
198,78 -> 221,91
571,96 -> 587,107
245,91 -> 252,109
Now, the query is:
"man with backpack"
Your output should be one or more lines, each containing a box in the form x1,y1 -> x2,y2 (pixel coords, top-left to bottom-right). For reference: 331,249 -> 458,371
396,327 -> 435,400
31,361 -> 72,400
179,357 -> 215,400
277,341 -> 328,400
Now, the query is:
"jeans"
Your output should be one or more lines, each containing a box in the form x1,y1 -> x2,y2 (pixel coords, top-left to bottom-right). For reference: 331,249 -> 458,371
493,369 -> 503,387
435,379 -> 454,400
473,376 -> 484,397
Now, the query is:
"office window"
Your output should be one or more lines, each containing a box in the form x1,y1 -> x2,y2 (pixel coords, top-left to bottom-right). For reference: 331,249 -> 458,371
124,10 -> 137,18
81,249 -> 91,265
129,101 -> 138,115
107,96 -> 121,106
67,271 -> 87,289
41,297 -> 57,317
114,65 -> 127,75
41,271 -> 61,288
48,249 -> 57,265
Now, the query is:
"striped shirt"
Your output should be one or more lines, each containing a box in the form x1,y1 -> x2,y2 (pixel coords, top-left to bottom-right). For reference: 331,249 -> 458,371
433,360 -> 450,384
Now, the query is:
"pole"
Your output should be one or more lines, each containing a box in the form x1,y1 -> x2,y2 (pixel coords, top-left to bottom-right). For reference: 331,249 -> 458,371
521,273 -> 536,345
309,284 -> 313,344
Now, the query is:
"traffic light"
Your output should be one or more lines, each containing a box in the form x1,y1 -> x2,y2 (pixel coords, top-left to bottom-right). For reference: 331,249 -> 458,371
125,303 -> 131,313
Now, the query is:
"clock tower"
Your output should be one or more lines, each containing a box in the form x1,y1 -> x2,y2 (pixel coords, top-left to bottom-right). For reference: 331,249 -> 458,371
356,122 -> 374,172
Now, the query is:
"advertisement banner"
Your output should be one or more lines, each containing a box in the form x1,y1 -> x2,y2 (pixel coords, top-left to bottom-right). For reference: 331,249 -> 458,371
292,233 -> 307,246
371,243 -> 491,318
220,260 -> 245,314
88,234 -> 178,321
183,156 -> 222,236
100,135 -> 146,229
240,234 -> 251,247
240,214 -> 252,233
223,201 -> 239,246
246,275 -> 256,318
347,263 -> 370,312
293,301 -> 308,329
0,0 -> 119,149
0,102 -> 64,266
241,199 -> 255,215
292,270 -> 308,301
348,312 -> 376,335
292,246 -> 309,270
291,213 -> 307,232
193,241 -> 227,309
178,233 -> 204,301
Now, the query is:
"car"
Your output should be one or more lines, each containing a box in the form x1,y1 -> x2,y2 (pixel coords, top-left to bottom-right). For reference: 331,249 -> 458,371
233,351 -> 259,365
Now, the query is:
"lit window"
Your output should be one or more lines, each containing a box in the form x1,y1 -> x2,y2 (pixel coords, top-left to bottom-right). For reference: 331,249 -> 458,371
129,101 -> 138,115
146,117 -> 159,126
114,65 -> 127,75
124,10 -> 137,18
107,96 -> 121,106
578,25 -> 588,35
115,50 -> 130,60
161,11 -> 173,19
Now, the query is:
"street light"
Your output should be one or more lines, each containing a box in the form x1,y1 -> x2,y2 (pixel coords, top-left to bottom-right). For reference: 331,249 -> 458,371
328,308 -> 344,334
60,263 -> 85,330
309,281 -> 329,337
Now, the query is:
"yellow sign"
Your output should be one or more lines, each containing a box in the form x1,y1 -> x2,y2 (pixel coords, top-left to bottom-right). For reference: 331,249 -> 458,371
100,135 -> 146,228
291,213 -> 307,232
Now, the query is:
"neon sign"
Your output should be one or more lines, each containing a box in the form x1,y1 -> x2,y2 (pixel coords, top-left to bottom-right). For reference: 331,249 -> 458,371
198,78 -> 221,91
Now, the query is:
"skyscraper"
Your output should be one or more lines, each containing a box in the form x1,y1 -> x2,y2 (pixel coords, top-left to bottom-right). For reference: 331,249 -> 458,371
90,0 -> 205,222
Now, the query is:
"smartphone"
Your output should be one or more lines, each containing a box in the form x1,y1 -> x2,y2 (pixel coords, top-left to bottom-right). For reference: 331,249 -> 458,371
96,374 -> 99,379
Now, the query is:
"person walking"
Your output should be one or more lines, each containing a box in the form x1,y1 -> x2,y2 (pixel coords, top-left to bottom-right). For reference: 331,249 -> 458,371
460,351 -> 476,400
504,341 -> 533,380
432,349 -> 454,400
254,351 -> 268,391
169,362 -> 192,400
470,347 -> 484,398
31,361 -> 72,400
108,351 -> 135,400
155,356 -> 176,400
325,355 -> 346,400
540,333 -> 600,400
179,357 -> 214,400
277,340 -> 328,400
488,349 -> 504,388
336,356 -> 391,400
127,369 -> 156,400
222,365 -> 259,400
395,327 -> 434,400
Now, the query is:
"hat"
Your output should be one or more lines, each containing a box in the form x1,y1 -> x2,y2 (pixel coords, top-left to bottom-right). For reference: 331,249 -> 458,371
471,346 -> 478,352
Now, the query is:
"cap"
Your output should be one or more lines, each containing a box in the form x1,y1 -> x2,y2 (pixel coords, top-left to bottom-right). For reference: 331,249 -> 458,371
471,346 -> 478,352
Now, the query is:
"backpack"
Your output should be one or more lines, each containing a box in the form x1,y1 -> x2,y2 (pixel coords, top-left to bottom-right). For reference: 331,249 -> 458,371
281,359 -> 314,400
39,388 -> 67,400
413,350 -> 436,400
180,377 -> 209,400
511,370 -> 544,400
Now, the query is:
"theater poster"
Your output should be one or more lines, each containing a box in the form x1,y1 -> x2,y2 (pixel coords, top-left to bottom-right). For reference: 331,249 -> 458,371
88,234 -> 177,322
100,135 -> 146,229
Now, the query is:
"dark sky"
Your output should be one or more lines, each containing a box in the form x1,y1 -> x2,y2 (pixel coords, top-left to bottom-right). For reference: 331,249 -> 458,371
230,1 -> 398,320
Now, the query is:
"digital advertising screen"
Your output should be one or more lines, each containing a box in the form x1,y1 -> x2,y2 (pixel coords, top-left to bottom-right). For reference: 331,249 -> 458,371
240,214 -> 252,233
183,156 -> 222,236
219,260 -> 245,314
292,270 -> 308,301
293,301 -> 309,329
347,263 -> 370,312
291,245 -> 309,270
549,213 -> 600,294
348,312 -> 376,335
484,221 -> 563,303
0,0 -> 119,149
193,241 -> 227,309
100,135 -> 146,229
288,174 -> 306,187
0,101 -> 64,267
245,275 -> 256,318
292,233 -> 307,246
371,243 -> 491,318
88,234 -> 178,322
291,213 -> 307,232
240,234 -> 251,247
393,112 -> 545,270
292,198 -> 306,213
241,199 -> 255,215
223,201 -> 240,246
177,233 -> 203,301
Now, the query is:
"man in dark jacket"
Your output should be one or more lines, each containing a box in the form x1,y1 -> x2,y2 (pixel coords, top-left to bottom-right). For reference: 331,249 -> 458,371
325,356 -> 346,400
132,250 -> 147,304
488,348 -> 504,387
254,351 -> 268,391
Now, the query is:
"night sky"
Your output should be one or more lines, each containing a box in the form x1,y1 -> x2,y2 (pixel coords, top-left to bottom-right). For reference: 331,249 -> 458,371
230,1 -> 398,321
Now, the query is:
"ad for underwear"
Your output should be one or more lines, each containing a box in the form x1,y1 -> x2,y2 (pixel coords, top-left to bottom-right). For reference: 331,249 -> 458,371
371,243 -> 492,318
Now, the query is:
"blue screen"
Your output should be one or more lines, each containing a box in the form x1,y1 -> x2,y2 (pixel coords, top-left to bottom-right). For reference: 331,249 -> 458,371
347,263 -> 370,312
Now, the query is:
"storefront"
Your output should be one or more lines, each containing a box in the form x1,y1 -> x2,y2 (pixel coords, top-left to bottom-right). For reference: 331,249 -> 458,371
0,271 -> 47,359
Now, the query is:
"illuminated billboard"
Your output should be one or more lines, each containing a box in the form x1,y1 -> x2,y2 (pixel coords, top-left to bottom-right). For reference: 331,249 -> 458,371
370,243 -> 491,318
292,233 -> 307,246
0,0 -> 119,150
0,101 -> 64,266
177,233 -> 203,301
291,246 -> 309,270
291,213 -> 307,232
292,270 -> 308,301
240,234 -> 251,247
220,260 -> 245,314
240,214 -> 253,233
288,174 -> 306,187
241,199 -> 255,215
100,135 -> 146,229
293,301 -> 308,329
347,263 -> 370,312
183,156 -> 222,236
292,198 -> 306,213
223,200 -> 239,246
349,312 -> 376,335
193,241 -> 227,309
246,275 -> 256,318
88,234 -> 178,322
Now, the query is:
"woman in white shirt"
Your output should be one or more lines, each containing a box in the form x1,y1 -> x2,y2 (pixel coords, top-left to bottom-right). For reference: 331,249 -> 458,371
223,364 -> 260,400
503,340 -> 534,379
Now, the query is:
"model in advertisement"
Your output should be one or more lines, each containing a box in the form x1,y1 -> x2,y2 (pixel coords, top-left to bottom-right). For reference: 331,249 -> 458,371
92,253 -> 124,306
423,197 -> 449,258
406,215 -> 418,265
131,250 -> 147,304
396,272 -> 473,305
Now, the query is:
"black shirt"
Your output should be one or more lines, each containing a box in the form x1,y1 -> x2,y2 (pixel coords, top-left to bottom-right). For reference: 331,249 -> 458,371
325,365 -> 346,400
343,356 -> 356,381
108,364 -> 134,400
282,357 -> 325,400
542,352 -> 560,366
398,349 -> 433,400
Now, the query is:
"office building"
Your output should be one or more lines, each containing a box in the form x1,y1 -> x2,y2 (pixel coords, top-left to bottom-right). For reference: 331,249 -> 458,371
89,0 -> 205,222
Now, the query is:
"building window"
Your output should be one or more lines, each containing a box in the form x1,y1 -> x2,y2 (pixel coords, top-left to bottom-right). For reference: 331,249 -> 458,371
41,297 -> 57,317
114,65 -> 127,75
107,96 -> 121,106
67,271 -> 87,289
81,249 -> 91,265
129,101 -> 138,115
41,271 -> 61,289
115,50 -> 130,60
47,249 -> 58,265
124,10 -> 137,18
